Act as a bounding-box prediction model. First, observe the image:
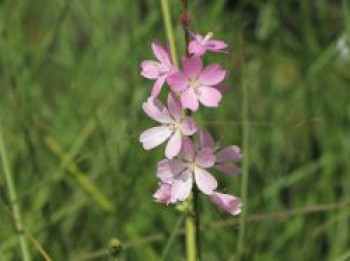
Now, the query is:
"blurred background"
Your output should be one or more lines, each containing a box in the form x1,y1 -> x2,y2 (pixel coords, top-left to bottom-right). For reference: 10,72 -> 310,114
1,0 -> 350,260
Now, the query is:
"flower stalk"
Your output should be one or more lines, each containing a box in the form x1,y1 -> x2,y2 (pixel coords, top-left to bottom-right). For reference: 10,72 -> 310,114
145,1 -> 243,261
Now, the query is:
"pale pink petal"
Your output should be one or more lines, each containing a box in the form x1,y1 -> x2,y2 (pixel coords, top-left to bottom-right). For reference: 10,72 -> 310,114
198,130 -> 215,150
172,170 -> 193,201
198,64 -> 226,86
215,164 -> 242,176
195,148 -> 215,168
165,130 -> 182,159
151,76 -> 167,97
182,56 -> 203,78
194,167 -> 217,195
197,86 -> 222,107
178,136 -> 195,161
167,72 -> 189,92
181,117 -> 197,136
194,34 -> 203,42
157,159 -> 187,182
139,126 -> 172,150
142,97 -> 173,124
153,183 -> 175,204
152,42 -> 171,67
210,192 -> 242,215
206,40 -> 228,52
181,88 -> 199,111
141,60 -> 160,79
167,93 -> 182,122
188,41 -> 205,56
216,145 -> 243,163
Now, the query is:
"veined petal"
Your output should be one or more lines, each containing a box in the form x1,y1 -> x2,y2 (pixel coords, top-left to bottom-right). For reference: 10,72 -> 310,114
181,88 -> 199,111
215,164 -> 242,176
171,170 -> 193,202
198,64 -> 226,86
182,56 -> 203,78
153,183 -> 175,204
152,42 -> 171,67
139,126 -> 172,150
216,145 -> 243,163
181,117 -> 198,136
165,130 -> 182,159
142,97 -> 173,124
194,167 -> 217,195
197,86 -> 222,107
195,148 -> 215,168
157,159 -> 187,182
210,192 -> 242,215
188,41 -> 206,56
167,93 -> 182,122
178,136 -> 195,162
151,76 -> 167,98
167,72 -> 189,92
197,130 -> 215,150
206,39 -> 228,51
140,60 -> 160,79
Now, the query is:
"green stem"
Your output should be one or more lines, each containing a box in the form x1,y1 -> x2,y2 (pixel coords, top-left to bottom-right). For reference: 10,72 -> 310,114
237,22 -> 249,260
0,126 -> 31,261
160,0 -> 179,67
185,204 -> 196,261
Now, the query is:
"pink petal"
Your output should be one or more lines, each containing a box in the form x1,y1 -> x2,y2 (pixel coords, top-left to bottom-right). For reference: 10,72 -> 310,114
157,159 -> 187,182
197,86 -> 222,107
181,117 -> 197,136
215,164 -> 242,176
167,72 -> 189,92
216,145 -> 243,163
206,39 -> 228,52
167,93 -> 182,122
153,183 -> 175,204
171,170 -> 193,201
140,60 -> 160,79
151,76 -> 167,97
181,88 -> 199,111
195,148 -> 215,168
188,41 -> 206,56
197,130 -> 215,150
182,56 -> 203,78
142,97 -> 173,124
194,167 -> 217,195
139,126 -> 172,150
152,42 -> 171,67
210,192 -> 242,215
178,136 -> 195,162
165,130 -> 182,159
198,64 -> 226,86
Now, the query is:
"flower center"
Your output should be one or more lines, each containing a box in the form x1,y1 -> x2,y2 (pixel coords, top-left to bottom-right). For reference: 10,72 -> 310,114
202,32 -> 213,45
189,77 -> 200,90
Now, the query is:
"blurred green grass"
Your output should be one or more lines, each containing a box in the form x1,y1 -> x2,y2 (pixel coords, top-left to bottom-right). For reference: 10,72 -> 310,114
0,0 -> 350,260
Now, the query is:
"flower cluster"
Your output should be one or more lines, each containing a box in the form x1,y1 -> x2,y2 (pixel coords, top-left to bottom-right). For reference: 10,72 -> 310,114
140,32 -> 242,215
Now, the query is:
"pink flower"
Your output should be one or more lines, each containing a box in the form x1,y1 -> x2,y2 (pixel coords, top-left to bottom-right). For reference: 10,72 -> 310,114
153,183 -> 175,204
157,137 -> 218,202
140,42 -> 177,97
167,56 -> 225,111
189,32 -> 228,56
140,94 -> 197,159
210,192 -> 242,215
198,130 -> 243,176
